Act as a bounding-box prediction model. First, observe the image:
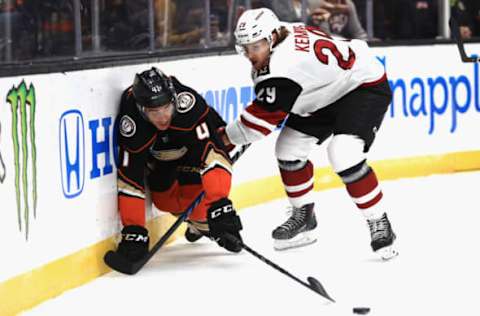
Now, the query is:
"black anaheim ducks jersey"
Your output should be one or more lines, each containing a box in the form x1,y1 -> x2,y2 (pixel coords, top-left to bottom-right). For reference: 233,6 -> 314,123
116,76 -> 232,202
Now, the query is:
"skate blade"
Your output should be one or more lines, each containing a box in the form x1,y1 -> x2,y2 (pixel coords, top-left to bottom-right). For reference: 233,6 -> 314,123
274,231 -> 317,251
376,245 -> 399,261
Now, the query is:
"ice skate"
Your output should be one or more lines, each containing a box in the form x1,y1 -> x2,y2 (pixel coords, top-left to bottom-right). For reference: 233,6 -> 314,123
367,213 -> 398,260
272,203 -> 317,251
185,224 -> 204,243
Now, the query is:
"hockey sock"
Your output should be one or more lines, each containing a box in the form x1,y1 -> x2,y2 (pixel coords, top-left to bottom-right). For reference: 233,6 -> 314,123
341,164 -> 384,220
279,160 -> 315,207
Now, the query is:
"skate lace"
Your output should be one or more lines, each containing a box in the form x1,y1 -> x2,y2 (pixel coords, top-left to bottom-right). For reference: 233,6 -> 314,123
368,215 -> 390,240
279,207 -> 307,231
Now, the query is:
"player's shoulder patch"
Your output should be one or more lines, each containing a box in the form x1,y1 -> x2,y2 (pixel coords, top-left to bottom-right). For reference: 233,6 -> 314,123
176,91 -> 196,113
119,115 -> 136,137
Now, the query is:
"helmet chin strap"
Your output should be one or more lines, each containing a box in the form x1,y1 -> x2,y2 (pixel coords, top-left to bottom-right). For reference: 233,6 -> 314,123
166,76 -> 178,105
268,31 -> 278,52
136,104 -> 151,123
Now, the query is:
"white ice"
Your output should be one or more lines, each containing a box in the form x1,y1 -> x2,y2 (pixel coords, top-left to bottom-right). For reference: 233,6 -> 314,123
23,171 -> 480,316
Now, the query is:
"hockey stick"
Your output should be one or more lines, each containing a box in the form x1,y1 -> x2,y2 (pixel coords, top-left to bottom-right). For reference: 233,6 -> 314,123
104,143 -> 251,275
449,15 -> 480,63
104,192 -> 204,275
224,234 -> 335,303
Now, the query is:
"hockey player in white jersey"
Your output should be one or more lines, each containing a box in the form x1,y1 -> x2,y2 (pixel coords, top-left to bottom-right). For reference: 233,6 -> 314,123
218,8 -> 397,260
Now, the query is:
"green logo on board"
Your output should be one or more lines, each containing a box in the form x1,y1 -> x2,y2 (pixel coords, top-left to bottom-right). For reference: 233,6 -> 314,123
6,81 -> 37,240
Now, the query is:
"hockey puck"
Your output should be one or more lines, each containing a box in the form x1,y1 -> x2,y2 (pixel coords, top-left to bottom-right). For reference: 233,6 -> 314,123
353,307 -> 370,314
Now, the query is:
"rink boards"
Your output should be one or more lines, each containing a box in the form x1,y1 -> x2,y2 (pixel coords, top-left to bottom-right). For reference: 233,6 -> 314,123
0,43 -> 479,315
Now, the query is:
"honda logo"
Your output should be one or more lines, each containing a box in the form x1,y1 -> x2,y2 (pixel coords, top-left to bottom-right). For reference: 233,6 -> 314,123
59,110 -> 85,198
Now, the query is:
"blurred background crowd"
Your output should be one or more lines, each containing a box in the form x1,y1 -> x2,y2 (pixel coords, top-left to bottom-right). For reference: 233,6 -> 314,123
0,0 -> 479,64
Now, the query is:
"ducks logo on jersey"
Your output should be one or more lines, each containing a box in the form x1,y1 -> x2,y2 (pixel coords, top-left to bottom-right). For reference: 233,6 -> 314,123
176,92 -> 196,113
119,115 -> 136,137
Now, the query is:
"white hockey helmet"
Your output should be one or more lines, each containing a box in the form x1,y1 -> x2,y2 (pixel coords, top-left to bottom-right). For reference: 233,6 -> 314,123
234,8 -> 281,54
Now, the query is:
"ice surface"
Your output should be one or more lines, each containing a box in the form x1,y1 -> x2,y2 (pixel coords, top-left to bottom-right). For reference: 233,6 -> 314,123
23,172 -> 480,316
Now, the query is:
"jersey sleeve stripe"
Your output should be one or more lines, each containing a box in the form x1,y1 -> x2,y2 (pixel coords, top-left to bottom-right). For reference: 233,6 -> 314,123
240,111 -> 277,131
226,119 -> 265,145
246,103 -> 288,126
240,115 -> 272,135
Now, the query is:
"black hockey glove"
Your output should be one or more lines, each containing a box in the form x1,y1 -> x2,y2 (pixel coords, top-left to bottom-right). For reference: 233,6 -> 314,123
117,225 -> 150,262
207,198 -> 243,253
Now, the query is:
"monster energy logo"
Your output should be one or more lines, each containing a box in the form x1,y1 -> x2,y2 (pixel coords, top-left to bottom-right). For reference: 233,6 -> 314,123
6,81 -> 37,240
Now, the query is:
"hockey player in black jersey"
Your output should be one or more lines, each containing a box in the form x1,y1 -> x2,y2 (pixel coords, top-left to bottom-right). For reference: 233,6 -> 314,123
112,67 -> 243,263
219,8 -> 397,260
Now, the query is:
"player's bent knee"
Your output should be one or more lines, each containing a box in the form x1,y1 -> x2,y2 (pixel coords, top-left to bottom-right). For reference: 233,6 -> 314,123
275,146 -> 307,163
275,141 -> 293,162
151,190 -> 181,213
336,160 -> 371,184
275,136 -> 309,162
327,134 -> 366,173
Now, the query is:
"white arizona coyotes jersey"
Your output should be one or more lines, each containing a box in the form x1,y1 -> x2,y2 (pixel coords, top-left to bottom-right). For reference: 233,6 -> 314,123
226,23 -> 386,145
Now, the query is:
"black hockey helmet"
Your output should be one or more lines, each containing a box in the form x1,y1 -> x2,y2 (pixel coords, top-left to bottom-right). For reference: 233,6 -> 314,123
132,67 -> 176,108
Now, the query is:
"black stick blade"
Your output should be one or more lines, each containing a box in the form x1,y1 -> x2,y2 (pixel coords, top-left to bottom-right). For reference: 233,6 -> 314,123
104,250 -> 137,275
307,276 -> 335,302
